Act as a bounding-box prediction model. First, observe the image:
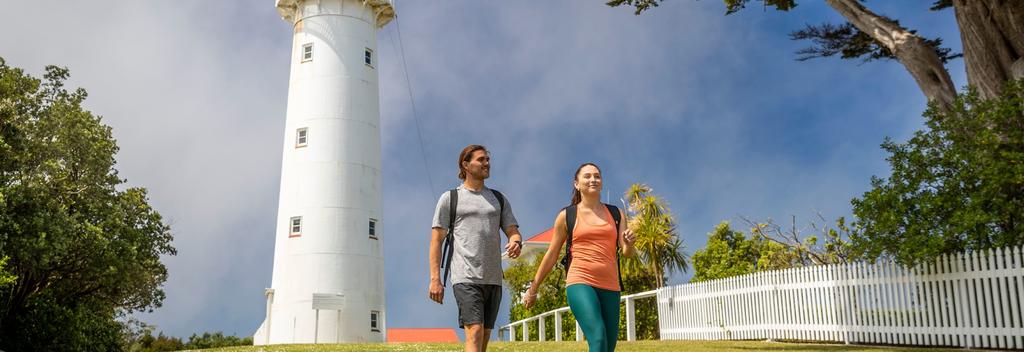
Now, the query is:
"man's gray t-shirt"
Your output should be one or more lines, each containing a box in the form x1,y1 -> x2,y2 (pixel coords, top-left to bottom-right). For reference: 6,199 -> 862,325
433,185 -> 518,286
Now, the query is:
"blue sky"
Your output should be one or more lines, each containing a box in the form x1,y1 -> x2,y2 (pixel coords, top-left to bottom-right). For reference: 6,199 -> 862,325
0,0 -> 966,340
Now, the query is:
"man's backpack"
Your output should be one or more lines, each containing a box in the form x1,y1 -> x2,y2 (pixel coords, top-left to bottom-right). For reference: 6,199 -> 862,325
439,188 -> 505,287
560,203 -> 624,291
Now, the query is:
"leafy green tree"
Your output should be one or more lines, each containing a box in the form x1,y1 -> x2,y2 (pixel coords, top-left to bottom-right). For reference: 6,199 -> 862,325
608,0 -> 1024,109
690,221 -> 801,282
852,80 -> 1024,265
124,323 -> 185,352
690,222 -> 760,282
184,331 -> 253,349
622,184 -> 689,288
0,58 -> 175,351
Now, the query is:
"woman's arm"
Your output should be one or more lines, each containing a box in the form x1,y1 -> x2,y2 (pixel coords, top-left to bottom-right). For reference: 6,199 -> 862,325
618,208 -> 636,257
524,210 -> 568,308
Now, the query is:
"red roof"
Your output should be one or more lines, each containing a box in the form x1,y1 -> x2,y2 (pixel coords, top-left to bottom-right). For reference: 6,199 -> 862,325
387,328 -> 460,343
525,228 -> 554,243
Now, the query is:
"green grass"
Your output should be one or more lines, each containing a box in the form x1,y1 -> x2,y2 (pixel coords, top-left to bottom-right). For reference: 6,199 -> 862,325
191,340 -> 967,352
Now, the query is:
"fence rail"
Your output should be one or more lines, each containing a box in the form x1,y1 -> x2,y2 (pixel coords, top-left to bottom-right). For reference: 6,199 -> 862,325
659,246 -> 1024,349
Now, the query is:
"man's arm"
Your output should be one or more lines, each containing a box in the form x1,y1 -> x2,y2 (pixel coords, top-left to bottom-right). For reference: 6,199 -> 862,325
428,227 -> 446,304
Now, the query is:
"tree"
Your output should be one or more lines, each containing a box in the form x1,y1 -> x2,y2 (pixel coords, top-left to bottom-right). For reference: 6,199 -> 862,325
743,214 -> 854,266
0,58 -> 176,351
851,79 -> 1024,265
690,222 -> 760,282
622,184 -> 689,288
183,331 -> 253,349
690,221 -> 799,282
607,0 -> 1024,109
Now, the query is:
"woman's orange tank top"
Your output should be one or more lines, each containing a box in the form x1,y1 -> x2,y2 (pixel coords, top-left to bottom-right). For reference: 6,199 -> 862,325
565,205 -> 620,292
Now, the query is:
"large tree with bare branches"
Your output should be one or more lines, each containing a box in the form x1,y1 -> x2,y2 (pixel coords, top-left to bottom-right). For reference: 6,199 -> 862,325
608,0 -> 1024,109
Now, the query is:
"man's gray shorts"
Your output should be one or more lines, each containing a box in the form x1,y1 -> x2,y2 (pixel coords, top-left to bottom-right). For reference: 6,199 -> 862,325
453,283 -> 502,329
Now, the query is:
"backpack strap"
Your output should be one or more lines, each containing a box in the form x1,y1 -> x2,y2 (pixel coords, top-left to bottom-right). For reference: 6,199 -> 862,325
491,189 -> 505,226
441,189 -> 458,287
560,204 -> 578,270
604,204 -> 624,291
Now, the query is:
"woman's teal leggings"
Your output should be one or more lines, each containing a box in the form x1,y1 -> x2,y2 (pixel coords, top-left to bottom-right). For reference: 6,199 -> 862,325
567,284 -> 621,352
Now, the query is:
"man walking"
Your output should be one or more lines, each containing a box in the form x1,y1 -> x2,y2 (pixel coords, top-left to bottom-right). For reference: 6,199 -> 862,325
429,144 -> 522,352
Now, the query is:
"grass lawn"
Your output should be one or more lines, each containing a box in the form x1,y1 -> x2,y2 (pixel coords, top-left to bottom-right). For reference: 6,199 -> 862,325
192,340 -> 969,352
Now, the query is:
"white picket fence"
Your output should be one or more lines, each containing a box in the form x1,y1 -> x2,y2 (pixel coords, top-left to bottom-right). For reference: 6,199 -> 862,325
659,246 -> 1024,349
500,246 -> 1024,349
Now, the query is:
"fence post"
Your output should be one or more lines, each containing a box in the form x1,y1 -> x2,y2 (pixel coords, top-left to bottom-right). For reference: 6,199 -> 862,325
555,310 -> 563,341
509,325 -> 516,342
539,314 -> 546,342
575,320 -> 582,341
626,296 -> 636,341
522,321 -> 529,342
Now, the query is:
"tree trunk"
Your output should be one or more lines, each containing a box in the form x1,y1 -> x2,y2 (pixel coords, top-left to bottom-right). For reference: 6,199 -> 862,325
953,0 -> 1024,100
825,0 -> 958,109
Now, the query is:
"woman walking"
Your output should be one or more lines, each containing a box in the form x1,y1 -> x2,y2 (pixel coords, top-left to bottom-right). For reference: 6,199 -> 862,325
523,163 -> 635,352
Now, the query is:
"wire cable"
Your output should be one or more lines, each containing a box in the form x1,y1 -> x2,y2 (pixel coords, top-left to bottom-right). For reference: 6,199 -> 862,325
390,0 -> 437,197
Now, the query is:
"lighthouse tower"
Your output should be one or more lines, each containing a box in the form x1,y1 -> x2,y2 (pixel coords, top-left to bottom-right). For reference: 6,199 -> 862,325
254,0 -> 394,345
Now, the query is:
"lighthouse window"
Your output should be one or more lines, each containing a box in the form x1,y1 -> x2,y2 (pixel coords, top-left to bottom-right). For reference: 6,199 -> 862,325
289,216 -> 302,237
370,311 -> 380,331
296,127 -> 308,148
368,219 -> 377,239
364,48 -> 373,67
302,43 -> 313,62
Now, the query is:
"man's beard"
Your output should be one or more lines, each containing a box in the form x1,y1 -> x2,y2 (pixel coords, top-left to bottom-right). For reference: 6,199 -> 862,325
471,169 -> 490,180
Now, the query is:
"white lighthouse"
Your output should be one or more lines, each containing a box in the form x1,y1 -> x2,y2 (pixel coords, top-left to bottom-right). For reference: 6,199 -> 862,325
254,0 -> 394,345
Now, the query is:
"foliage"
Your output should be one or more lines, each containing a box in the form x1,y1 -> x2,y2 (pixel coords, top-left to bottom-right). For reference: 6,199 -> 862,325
744,215 -> 854,266
789,22 -> 960,64
0,57 -> 176,351
691,217 -> 854,282
622,184 -> 688,288
851,80 -> 1024,265
184,331 -> 254,349
0,256 -> 15,288
690,222 -> 760,282
690,222 -> 796,282
124,325 -> 253,352
607,0 -> 958,65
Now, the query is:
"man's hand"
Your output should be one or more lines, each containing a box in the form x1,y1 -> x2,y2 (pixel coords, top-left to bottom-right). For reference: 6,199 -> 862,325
428,278 -> 444,304
505,240 -> 522,259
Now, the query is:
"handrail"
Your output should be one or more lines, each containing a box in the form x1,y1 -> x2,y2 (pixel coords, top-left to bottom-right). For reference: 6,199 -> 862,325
498,289 -> 658,342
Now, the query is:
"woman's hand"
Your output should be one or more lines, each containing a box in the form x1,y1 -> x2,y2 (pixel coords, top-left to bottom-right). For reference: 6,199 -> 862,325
623,228 -> 637,246
523,287 -> 538,308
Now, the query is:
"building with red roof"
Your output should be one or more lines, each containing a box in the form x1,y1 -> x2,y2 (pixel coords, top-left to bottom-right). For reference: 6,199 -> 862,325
386,328 -> 460,343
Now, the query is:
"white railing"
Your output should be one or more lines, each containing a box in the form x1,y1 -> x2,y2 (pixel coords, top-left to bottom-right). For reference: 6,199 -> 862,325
658,246 -> 1024,349
497,289 -> 658,342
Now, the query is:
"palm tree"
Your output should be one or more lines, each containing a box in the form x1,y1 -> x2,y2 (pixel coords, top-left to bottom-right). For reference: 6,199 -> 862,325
621,184 -> 689,288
